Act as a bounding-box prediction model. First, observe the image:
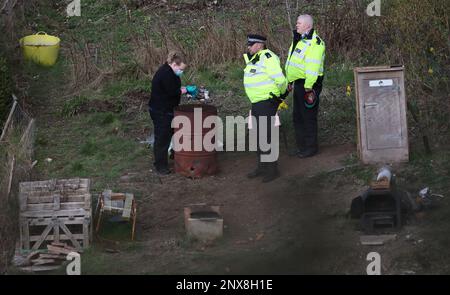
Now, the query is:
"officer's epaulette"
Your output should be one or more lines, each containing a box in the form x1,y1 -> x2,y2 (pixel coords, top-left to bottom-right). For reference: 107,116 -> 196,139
316,36 -> 322,45
251,54 -> 260,64
265,52 -> 272,58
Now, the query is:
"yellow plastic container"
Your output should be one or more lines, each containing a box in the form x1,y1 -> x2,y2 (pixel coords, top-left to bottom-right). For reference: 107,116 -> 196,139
20,32 -> 61,67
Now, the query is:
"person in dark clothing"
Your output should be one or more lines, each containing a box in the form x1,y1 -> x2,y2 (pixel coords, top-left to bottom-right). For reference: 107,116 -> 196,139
149,51 -> 187,175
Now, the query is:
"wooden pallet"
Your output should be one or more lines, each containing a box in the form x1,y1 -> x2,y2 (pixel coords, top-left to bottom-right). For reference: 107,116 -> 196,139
19,178 -> 92,251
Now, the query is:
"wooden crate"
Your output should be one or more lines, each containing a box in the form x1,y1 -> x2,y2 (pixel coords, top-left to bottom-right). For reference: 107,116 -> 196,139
19,178 -> 92,251
354,66 -> 409,164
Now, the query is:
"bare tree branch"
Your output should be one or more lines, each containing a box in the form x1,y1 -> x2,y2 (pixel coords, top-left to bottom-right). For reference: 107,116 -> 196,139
0,0 -> 10,13
285,0 -> 293,31
0,0 -> 18,14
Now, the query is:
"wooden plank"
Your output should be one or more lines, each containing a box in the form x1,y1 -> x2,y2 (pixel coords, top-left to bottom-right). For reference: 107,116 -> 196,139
0,98 -> 17,142
21,182 -> 88,191
27,195 -> 90,204
354,66 -> 404,73
29,217 -> 86,226
21,208 -> 90,218
354,68 -> 362,160
31,222 -> 54,250
22,219 -> 30,250
360,234 -> 397,246
122,193 -> 133,219
53,194 -> 61,210
23,190 -> 90,198
83,218 -> 89,247
370,179 -> 391,190
51,242 -> 67,247
6,155 -> 15,201
54,219 -> 60,243
103,190 -> 112,208
19,192 -> 28,211
31,258 -> 56,266
84,194 -> 91,209
19,265 -> 61,272
47,245 -> 75,255
59,222 -> 82,249
19,184 -> 90,195
63,244 -> 79,252
23,185 -> 90,194
111,192 -> 126,200
26,202 -> 87,211
30,234 -> 85,242
38,254 -> 66,260
26,251 -> 41,261
20,178 -> 85,187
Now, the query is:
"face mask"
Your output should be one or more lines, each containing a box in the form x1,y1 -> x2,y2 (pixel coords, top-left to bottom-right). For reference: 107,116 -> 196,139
175,69 -> 184,77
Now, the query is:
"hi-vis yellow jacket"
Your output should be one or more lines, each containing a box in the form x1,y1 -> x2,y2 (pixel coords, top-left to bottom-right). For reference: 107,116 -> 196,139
243,49 -> 287,104
285,30 -> 325,89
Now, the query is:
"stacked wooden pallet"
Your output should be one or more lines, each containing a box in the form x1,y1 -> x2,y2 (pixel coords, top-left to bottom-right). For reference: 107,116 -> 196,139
18,242 -> 81,272
19,178 -> 92,250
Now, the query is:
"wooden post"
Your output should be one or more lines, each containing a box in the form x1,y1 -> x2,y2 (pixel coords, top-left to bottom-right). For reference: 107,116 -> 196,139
53,218 -> 60,243
0,96 -> 18,142
6,155 -> 15,201
83,218 -> 89,247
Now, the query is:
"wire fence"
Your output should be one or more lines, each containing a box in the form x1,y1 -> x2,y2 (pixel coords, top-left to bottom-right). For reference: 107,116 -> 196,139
0,94 -> 35,274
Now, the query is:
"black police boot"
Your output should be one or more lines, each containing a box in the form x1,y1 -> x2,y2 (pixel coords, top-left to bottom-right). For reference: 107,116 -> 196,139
262,162 -> 280,183
154,165 -> 171,175
247,162 -> 265,179
296,149 -> 318,158
288,149 -> 303,157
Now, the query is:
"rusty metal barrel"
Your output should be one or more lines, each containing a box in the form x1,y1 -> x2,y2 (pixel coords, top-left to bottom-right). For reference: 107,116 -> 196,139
173,104 -> 218,178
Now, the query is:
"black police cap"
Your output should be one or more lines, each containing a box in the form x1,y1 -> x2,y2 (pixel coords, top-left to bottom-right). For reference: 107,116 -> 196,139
247,34 -> 267,46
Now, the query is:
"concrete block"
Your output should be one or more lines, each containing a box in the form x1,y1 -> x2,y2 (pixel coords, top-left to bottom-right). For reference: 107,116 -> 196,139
184,204 -> 223,241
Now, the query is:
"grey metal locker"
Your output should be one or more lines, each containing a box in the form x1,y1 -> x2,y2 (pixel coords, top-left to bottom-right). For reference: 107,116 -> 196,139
354,66 -> 409,164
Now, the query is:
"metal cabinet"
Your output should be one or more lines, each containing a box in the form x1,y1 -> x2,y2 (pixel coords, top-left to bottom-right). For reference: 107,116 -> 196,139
354,66 -> 409,164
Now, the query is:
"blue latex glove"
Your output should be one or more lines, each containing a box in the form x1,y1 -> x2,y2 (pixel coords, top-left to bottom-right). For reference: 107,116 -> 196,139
186,85 -> 198,97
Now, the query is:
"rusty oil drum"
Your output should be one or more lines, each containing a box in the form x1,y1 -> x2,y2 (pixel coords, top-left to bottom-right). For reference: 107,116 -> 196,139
173,104 -> 218,178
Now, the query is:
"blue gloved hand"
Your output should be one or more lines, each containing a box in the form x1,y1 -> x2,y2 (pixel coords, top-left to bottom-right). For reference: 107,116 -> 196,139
186,85 -> 198,97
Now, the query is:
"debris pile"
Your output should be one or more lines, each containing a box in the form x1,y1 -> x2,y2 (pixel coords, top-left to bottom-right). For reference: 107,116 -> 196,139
16,242 -> 81,273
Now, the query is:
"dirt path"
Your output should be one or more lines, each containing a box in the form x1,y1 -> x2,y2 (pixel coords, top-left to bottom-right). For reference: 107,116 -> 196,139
96,142 -> 450,275
95,143 -> 364,275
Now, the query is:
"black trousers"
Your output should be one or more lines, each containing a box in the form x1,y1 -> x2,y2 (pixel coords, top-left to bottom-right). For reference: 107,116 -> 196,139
292,76 -> 323,153
251,99 -> 279,165
149,107 -> 174,170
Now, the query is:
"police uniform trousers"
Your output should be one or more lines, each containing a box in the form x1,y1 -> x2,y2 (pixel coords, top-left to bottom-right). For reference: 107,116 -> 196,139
251,99 -> 279,170
293,76 -> 324,154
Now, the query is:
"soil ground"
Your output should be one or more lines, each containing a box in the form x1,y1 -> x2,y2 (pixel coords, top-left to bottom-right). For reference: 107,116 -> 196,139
72,143 -> 449,275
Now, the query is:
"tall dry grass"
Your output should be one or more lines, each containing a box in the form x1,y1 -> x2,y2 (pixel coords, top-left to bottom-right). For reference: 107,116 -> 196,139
65,0 -> 449,143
